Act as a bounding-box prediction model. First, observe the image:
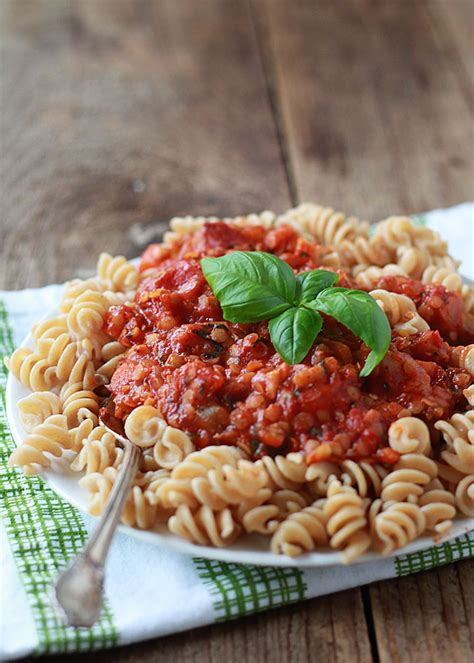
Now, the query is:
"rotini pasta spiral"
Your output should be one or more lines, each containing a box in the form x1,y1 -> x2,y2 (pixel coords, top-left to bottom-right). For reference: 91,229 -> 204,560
450,345 -> 474,376
305,462 -> 341,497
421,266 -> 463,292
168,504 -> 241,547
256,453 -> 306,491
353,264 -> 407,289
270,504 -> 328,557
369,290 -> 429,335
275,203 -> 369,245
454,475 -> 474,516
124,405 -> 167,449
96,341 -> 126,381
464,385 -> 474,407
372,502 -> 426,555
189,460 -> 268,510
340,460 -> 389,497
70,425 -> 123,473
388,417 -> 431,455
171,446 -> 244,481
6,347 -> 57,391
79,467 -> 158,528
152,426 -> 195,470
337,237 -> 392,269
380,454 -> 437,502
59,279 -> 102,314
59,382 -> 100,427
66,290 -> 110,339
323,480 -> 371,563
396,247 -> 432,280
8,414 -> 72,475
96,253 -> 139,293
31,315 -> 68,340
418,485 -> 456,533
18,391 -> 62,432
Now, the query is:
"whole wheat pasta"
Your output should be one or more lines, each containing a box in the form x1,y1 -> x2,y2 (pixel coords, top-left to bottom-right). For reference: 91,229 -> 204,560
18,392 -> 62,433
373,502 -> 426,555
388,417 -> 431,455
168,504 -> 241,548
8,414 -> 72,476
7,203 -> 474,561
323,480 -> 371,563
270,504 -> 328,556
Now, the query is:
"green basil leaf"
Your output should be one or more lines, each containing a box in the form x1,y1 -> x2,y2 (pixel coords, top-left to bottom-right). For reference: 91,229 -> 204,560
201,251 -> 297,323
311,287 -> 391,376
297,269 -> 339,303
269,307 -> 323,365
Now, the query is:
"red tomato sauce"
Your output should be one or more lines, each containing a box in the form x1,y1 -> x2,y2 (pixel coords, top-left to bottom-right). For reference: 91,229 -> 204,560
104,222 -> 473,465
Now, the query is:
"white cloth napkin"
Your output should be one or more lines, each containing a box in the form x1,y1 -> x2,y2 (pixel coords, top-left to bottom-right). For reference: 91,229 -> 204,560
1,203 -> 473,660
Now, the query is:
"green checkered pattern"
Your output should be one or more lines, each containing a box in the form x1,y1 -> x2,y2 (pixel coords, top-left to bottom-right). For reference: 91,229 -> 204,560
194,558 -> 306,621
0,300 -> 118,654
394,531 -> 474,577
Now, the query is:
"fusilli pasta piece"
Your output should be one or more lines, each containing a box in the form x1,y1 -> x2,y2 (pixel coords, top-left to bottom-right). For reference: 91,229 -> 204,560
168,504 -> 241,547
152,425 -> 195,470
372,502 -> 426,555
418,486 -> 456,533
6,347 -> 57,391
60,382 -> 100,427
71,425 -> 122,473
270,504 -> 328,556
124,405 -> 167,449
380,454 -> 437,502
323,480 -> 371,563
275,203 -> 369,245
31,315 -> 68,340
97,253 -> 139,293
388,417 -> 431,455
8,414 -> 71,475
18,392 -> 62,432
421,266 -> 463,293
189,460 -> 268,510
353,264 -> 407,289
256,453 -> 306,491
60,279 -> 102,313
340,460 -> 389,497
171,446 -> 244,481
450,345 -> 474,376
455,475 -> 474,517
305,462 -> 340,497
66,290 -> 110,339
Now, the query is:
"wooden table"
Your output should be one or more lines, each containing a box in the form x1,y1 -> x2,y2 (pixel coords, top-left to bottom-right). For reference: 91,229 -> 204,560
2,1 -> 473,661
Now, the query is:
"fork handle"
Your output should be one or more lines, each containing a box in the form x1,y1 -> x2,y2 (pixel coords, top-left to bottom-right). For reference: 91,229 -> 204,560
54,440 -> 141,627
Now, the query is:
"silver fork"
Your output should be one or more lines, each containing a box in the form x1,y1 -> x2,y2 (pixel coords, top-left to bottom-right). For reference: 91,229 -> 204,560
54,413 -> 141,627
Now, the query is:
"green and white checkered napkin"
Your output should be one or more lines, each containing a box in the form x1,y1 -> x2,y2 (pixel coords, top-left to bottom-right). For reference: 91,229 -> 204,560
1,203 -> 473,659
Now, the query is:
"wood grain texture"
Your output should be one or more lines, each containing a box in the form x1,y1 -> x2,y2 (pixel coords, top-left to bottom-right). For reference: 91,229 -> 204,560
259,0 -> 474,220
3,1 -> 473,662
0,0 -> 289,288
36,590 -> 372,663
369,560 -> 474,663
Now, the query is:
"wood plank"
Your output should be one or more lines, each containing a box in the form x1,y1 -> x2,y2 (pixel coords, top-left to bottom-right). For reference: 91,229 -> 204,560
369,560 -> 474,663
45,590 -> 372,663
259,1 -> 473,661
260,0 -> 474,220
2,2 -> 373,662
0,0 -> 289,289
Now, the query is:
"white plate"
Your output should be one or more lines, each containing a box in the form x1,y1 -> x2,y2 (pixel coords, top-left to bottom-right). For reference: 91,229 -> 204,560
5,320 -> 473,567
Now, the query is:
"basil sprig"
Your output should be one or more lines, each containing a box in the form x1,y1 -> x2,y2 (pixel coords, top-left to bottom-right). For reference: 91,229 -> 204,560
201,251 -> 390,375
